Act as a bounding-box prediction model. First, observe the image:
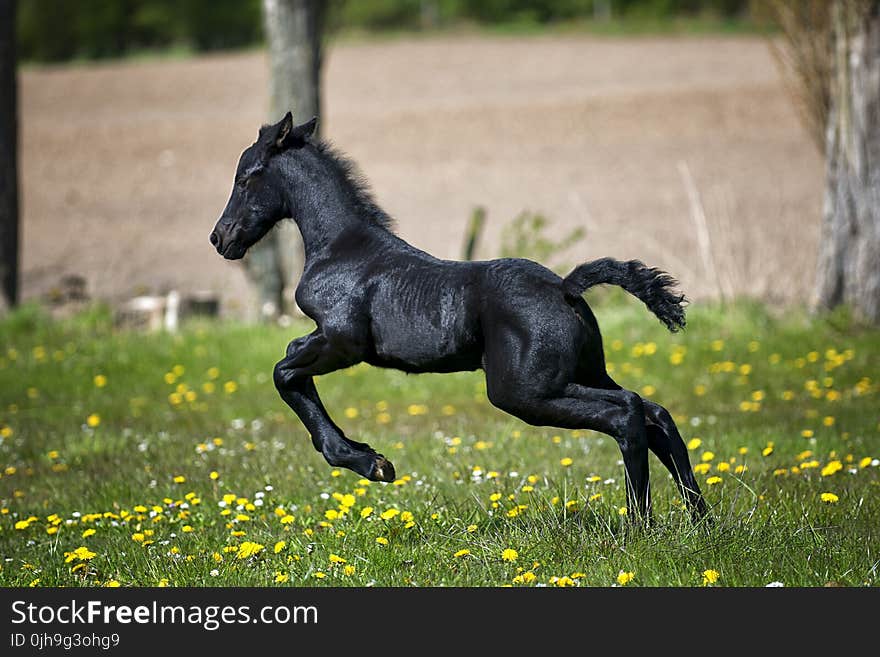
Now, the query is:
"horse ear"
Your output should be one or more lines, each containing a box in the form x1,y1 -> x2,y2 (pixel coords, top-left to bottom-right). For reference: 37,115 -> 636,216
290,116 -> 319,143
268,114 -> 317,152
272,111 -> 295,149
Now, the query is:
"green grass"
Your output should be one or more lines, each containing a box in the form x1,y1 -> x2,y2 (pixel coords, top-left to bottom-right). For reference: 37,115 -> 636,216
0,299 -> 877,588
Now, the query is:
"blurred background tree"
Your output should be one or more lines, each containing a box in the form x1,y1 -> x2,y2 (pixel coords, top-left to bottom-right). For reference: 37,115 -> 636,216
15,0 -> 757,63
1,0 -> 18,312
767,0 -> 880,324
244,0 -> 325,321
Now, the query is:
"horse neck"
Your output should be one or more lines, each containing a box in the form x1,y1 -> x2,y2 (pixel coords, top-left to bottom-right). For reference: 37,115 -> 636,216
276,151 -> 374,259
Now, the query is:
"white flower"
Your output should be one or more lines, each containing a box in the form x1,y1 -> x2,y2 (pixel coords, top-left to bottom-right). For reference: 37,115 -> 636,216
210,569 -> 219,577
765,581 -> 784,587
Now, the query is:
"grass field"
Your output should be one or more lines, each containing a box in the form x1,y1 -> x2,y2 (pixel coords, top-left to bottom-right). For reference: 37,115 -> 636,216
0,299 -> 877,588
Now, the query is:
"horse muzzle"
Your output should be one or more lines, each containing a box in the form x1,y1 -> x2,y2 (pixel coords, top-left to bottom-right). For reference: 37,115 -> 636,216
210,225 -> 246,260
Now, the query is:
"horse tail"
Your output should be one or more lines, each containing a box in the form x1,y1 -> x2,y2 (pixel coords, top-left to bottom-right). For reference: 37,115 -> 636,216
562,257 -> 687,332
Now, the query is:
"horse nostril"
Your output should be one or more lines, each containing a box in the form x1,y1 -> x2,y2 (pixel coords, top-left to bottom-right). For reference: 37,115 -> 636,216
210,231 -> 220,247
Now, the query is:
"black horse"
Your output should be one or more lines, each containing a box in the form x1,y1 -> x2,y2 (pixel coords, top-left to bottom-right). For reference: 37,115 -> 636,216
210,112 -> 707,520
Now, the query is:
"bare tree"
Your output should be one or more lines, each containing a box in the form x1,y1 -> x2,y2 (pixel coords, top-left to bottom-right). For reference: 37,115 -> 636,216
246,0 -> 325,321
0,0 -> 19,312
770,1 -> 880,323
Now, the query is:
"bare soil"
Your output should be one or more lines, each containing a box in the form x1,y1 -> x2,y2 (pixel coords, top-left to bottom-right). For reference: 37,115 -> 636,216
19,33 -> 823,317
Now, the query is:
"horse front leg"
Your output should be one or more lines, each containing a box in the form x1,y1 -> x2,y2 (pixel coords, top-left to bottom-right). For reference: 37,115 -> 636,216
272,331 -> 396,482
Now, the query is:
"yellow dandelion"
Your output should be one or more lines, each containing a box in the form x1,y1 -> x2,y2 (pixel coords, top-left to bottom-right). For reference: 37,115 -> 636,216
407,404 -> 428,416
501,548 -> 518,562
706,476 -> 722,486
380,508 -> 400,521
820,492 -> 839,504
223,381 -> 238,394
618,507 -> 628,516
687,438 -> 702,450
821,461 -> 843,477
375,536 -> 389,546
64,546 -> 96,562
236,542 -> 265,559
560,457 -> 574,467
82,528 -> 96,538
344,407 -> 359,419
454,549 -> 470,558
173,475 -> 186,484
86,414 -> 101,428
93,375 -> 107,388
329,554 -> 346,564
617,571 -> 635,586
701,451 -> 715,462
702,569 -> 720,586
274,572 -> 290,583
466,524 -> 478,533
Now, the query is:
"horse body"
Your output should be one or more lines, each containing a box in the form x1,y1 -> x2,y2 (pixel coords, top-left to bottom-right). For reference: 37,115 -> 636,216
210,113 -> 708,521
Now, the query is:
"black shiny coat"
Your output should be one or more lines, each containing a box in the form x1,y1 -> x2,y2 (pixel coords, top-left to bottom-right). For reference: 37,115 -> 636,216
210,113 -> 707,521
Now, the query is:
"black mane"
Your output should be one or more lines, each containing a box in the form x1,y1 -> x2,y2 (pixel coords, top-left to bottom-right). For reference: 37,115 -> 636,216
313,139 -> 396,232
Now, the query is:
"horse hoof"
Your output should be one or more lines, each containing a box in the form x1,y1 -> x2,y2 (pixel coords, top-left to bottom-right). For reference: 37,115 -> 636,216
369,455 -> 396,483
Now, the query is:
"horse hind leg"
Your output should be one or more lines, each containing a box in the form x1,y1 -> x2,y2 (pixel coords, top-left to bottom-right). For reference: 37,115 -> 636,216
578,370 -> 708,521
486,379 -> 653,521
642,399 -> 708,519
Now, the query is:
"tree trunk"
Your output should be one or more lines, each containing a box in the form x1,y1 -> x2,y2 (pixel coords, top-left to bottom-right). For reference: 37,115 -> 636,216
246,0 -> 325,320
814,1 -> 880,323
0,0 -> 19,312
